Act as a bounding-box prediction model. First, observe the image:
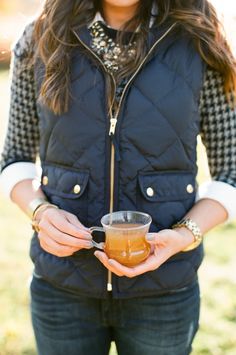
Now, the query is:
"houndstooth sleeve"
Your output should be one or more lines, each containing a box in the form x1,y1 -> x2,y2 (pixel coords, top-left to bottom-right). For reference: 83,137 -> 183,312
0,22 -> 39,172
198,67 -> 236,220
0,23 -> 40,197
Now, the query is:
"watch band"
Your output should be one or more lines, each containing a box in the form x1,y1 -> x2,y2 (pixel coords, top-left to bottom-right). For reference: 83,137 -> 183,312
172,218 -> 203,252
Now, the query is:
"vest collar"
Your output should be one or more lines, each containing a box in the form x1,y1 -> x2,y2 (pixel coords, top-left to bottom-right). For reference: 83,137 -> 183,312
73,20 -> 177,56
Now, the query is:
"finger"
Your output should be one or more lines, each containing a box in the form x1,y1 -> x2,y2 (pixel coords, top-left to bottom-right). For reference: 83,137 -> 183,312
39,221 -> 93,249
145,232 -> 167,245
145,233 -> 158,243
44,210 -> 91,239
63,211 -> 90,232
39,233 -> 78,257
94,251 -> 124,276
95,251 -> 158,278
107,249 -> 171,277
145,231 -> 170,246
40,238 -> 55,255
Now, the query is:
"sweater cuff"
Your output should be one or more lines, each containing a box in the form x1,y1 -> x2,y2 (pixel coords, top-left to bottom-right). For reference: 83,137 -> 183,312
0,162 -> 38,199
196,180 -> 236,222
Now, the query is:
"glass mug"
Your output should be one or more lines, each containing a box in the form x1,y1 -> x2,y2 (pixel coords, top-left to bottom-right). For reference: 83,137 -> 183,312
89,211 -> 152,267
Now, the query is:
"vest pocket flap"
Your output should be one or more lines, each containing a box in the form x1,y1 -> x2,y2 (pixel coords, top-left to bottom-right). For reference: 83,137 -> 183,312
41,164 -> 89,199
137,171 -> 195,202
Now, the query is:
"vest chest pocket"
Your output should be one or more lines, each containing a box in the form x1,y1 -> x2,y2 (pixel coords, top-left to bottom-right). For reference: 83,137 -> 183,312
136,171 -> 196,231
41,163 -> 89,226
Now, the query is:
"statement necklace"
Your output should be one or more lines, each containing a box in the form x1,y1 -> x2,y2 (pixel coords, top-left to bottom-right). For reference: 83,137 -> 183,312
90,21 -> 137,73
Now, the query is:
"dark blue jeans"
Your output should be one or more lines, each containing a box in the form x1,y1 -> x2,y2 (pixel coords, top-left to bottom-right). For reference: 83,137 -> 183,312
30,275 -> 200,355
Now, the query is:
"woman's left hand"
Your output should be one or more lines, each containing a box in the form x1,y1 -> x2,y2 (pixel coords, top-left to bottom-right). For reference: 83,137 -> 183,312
94,228 -> 194,277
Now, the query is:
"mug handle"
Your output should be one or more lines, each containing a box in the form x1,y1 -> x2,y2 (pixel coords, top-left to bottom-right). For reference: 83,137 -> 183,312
89,226 -> 105,250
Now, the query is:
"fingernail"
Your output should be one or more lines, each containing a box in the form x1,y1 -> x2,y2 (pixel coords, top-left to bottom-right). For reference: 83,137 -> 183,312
146,233 -> 155,241
84,233 -> 92,240
86,241 -> 93,248
94,251 -> 101,260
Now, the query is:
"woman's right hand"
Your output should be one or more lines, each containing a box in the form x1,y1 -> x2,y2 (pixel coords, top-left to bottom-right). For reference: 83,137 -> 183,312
37,207 -> 93,257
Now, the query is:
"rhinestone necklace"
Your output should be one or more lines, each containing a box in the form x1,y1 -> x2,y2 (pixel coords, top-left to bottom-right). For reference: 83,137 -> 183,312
90,21 -> 137,74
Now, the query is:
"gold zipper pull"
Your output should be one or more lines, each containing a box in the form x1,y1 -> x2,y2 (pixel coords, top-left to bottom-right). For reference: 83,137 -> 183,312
107,270 -> 112,291
109,118 -> 117,136
107,283 -> 112,291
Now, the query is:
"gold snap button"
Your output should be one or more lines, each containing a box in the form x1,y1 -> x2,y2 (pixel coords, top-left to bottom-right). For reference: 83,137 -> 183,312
186,184 -> 194,194
42,176 -> 48,186
73,184 -> 81,194
146,187 -> 154,197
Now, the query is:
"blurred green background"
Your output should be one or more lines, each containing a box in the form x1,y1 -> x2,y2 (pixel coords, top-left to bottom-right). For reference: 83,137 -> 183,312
0,1 -> 236,354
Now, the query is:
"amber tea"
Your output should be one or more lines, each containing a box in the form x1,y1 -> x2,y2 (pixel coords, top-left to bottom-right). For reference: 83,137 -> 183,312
104,223 -> 151,266
89,211 -> 152,266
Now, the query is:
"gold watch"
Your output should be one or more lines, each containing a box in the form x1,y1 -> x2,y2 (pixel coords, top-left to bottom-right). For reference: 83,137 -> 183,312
172,218 -> 203,252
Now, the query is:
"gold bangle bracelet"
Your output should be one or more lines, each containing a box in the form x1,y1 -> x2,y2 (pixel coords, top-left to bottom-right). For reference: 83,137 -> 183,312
31,203 -> 59,232
27,197 -> 48,219
32,202 -> 58,220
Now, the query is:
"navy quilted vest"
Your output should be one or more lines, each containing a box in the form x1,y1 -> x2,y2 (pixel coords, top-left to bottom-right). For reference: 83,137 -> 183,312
30,23 -> 205,298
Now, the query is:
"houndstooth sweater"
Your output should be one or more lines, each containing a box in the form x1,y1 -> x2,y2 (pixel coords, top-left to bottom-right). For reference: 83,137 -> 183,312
1,21 -> 236,220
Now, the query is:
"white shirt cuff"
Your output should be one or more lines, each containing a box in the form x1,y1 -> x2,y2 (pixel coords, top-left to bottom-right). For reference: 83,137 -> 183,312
196,180 -> 236,222
0,162 -> 38,199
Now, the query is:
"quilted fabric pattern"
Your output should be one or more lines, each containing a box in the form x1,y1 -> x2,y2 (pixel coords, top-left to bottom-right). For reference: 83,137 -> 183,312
31,26 -> 205,298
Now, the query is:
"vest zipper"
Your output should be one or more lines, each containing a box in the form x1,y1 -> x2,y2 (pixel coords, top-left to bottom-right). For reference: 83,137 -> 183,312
73,22 -> 176,293
109,22 -> 177,134
73,30 -> 116,292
